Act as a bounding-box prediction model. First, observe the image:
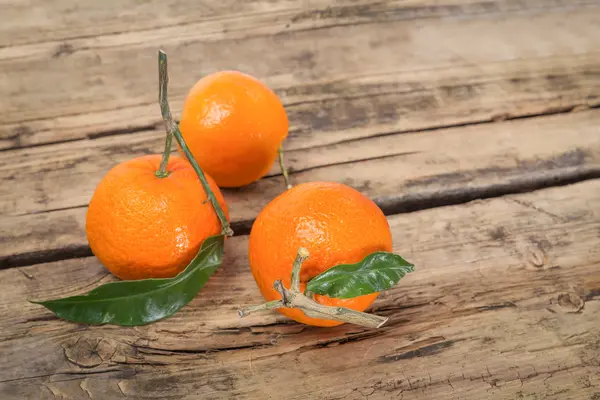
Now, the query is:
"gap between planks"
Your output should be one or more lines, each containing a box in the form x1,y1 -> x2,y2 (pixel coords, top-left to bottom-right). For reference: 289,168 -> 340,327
3,172 -> 600,270
1,109 -> 599,269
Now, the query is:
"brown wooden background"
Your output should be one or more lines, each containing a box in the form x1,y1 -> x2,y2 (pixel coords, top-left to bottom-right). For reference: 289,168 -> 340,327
1,0 -> 599,399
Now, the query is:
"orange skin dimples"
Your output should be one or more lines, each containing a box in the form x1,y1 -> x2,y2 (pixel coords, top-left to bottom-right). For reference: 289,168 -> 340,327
85,155 -> 229,280
179,71 -> 288,188
248,182 -> 393,327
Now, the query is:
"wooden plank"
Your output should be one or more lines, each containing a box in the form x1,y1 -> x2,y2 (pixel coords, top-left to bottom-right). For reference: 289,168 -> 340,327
0,0 -> 326,47
1,180 -> 599,399
1,0 -> 599,149
2,0 -> 596,47
2,110 -> 599,267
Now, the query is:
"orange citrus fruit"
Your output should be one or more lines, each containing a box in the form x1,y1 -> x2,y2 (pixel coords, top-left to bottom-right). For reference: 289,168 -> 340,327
179,70 -> 288,188
86,154 -> 229,280
248,181 -> 393,327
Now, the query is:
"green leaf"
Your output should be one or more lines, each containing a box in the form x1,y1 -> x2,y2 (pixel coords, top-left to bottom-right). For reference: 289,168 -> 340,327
306,252 -> 414,299
30,235 -> 224,326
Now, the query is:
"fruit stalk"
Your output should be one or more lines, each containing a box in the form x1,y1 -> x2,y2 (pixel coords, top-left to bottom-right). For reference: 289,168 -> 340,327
278,146 -> 292,190
157,50 -> 233,237
156,51 -> 174,178
290,247 -> 309,291
156,130 -> 173,178
238,300 -> 283,317
238,248 -> 389,328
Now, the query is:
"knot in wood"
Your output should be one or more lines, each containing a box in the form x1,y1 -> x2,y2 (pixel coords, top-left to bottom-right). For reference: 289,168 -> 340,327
557,293 -> 584,313
526,244 -> 547,269
62,336 -> 117,368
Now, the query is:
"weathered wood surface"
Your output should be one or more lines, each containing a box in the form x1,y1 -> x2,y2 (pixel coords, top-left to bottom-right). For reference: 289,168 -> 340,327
1,0 -> 599,150
3,0 -> 600,398
2,110 -> 599,268
3,0 -> 600,269
1,181 -> 599,399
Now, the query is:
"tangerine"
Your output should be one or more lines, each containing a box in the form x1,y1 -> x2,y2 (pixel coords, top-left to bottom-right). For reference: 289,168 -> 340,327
179,70 -> 288,188
248,181 -> 392,327
86,154 -> 229,280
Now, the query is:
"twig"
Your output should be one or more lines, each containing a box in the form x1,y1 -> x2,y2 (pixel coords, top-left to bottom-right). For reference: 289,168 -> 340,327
238,248 -> 388,328
278,146 -> 292,190
157,50 -> 233,237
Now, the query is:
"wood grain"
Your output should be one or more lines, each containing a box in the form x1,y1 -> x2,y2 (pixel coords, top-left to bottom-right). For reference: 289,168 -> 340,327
2,110 -> 599,268
1,0 -> 599,149
3,0 -> 593,47
9,0 -> 498,48
3,1 -> 600,399
1,180 -> 598,399
0,0 -> 324,47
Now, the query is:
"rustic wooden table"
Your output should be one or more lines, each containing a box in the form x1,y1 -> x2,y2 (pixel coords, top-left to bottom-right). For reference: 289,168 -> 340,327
2,1 -> 600,399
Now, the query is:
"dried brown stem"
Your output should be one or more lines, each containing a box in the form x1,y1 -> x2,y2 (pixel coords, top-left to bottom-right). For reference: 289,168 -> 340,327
238,248 -> 389,329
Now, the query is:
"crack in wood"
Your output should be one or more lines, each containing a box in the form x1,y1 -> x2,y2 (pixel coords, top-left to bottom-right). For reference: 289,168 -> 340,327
79,380 -> 93,400
245,329 -> 387,363
117,380 -> 127,397
1,245 -> 94,270
378,337 -> 462,363
3,171 -> 599,270
586,289 -> 600,301
283,151 -> 421,176
131,342 -> 261,356
476,301 -> 517,311
509,198 -> 566,221
0,367 -> 122,384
